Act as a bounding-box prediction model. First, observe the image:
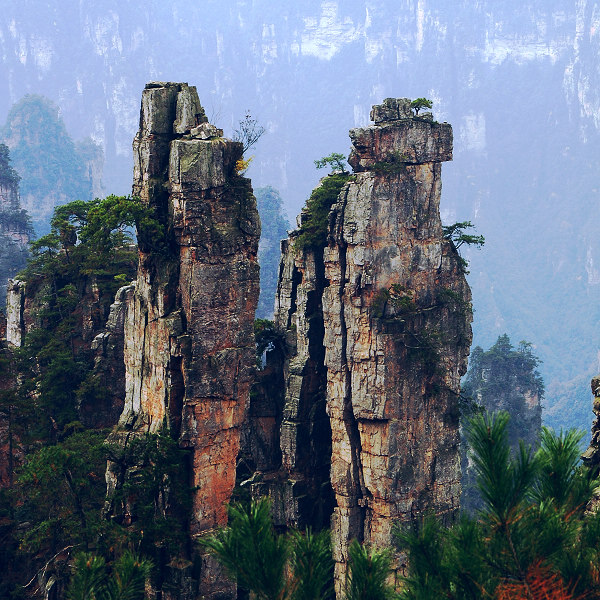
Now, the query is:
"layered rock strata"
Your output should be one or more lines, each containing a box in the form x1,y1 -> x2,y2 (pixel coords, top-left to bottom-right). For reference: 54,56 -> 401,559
272,98 -> 471,591
107,82 -> 260,599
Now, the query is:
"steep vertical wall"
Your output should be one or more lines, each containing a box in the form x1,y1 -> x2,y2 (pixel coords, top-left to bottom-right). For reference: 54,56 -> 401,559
273,98 -> 472,590
0,145 -> 31,307
108,82 -> 260,599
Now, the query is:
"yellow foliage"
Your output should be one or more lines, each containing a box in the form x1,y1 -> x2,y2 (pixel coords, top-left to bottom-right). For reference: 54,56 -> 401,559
235,156 -> 253,174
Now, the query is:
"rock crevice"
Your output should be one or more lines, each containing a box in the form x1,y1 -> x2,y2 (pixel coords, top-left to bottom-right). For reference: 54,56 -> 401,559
105,82 -> 260,600
259,98 -> 472,591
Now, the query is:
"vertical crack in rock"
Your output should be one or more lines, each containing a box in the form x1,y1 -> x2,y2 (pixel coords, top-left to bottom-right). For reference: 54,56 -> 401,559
248,222 -> 335,529
332,184 -> 368,563
106,82 -> 260,600
272,98 -> 471,594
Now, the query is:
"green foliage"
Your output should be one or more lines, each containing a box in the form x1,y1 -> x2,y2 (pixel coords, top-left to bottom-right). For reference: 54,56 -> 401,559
14,196 -> 159,435
67,553 -> 107,600
314,152 -> 348,174
398,412 -> 600,599
204,499 -> 335,600
442,220 -> 485,271
442,221 -> 485,250
107,427 -> 192,557
371,284 -> 471,379
371,287 -> 391,319
15,429 -> 109,555
104,551 -> 152,600
289,529 -> 334,600
67,550 -> 151,600
2,95 -> 99,234
461,335 -> 545,514
468,412 -> 538,524
23,194 -> 163,285
202,498 -> 289,600
533,427 -> 593,513
295,173 -> 351,251
371,151 -> 409,175
0,143 -> 21,184
464,335 -> 545,415
345,540 -> 396,600
410,98 -> 433,116
254,319 -> 286,364
0,208 -> 34,236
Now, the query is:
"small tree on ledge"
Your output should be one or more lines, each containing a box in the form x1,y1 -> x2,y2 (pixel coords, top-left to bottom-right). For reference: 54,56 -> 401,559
314,152 -> 348,174
410,98 -> 433,115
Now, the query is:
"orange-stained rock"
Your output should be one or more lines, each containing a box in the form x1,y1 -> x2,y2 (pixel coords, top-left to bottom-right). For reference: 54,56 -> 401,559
106,82 -> 260,600
273,98 -> 471,595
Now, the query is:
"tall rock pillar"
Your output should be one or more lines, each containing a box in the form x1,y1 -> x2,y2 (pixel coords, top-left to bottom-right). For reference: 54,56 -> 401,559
272,98 -> 471,592
324,98 -> 471,588
0,144 -> 31,307
112,82 -> 260,599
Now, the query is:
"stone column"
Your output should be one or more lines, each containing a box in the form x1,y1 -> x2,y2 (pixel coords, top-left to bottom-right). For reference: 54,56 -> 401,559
112,82 -> 260,599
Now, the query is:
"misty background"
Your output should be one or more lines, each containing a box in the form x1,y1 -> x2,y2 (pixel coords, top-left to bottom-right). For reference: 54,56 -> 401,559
0,0 -> 599,432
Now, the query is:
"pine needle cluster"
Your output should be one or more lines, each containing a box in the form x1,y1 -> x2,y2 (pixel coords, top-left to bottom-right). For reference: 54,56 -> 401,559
202,498 -> 335,600
203,498 -> 397,600
67,550 -> 151,600
398,412 -> 600,599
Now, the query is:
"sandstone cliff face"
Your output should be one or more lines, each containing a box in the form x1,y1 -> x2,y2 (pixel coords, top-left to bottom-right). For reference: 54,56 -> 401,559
108,82 -> 260,599
271,98 -> 471,590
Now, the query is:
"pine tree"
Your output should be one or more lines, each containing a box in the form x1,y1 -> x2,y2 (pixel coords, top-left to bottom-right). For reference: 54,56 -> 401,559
397,412 -> 600,599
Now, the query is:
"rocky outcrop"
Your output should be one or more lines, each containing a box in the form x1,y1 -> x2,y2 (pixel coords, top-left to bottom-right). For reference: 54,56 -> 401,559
268,98 -> 471,591
0,144 -> 31,307
460,335 -> 543,513
106,82 -> 260,599
582,376 -> 600,481
79,283 -> 135,428
5,279 -> 25,348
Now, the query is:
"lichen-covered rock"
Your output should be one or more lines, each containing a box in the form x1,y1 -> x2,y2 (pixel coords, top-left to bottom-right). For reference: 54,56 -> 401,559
108,82 -> 260,600
273,98 -> 471,593
5,279 -> 25,347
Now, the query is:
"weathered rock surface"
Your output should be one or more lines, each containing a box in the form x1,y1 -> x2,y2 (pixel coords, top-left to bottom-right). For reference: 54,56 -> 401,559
582,376 -> 600,486
108,82 -> 260,599
252,236 -> 335,530
460,335 -> 543,513
79,283 -> 135,428
271,98 -> 471,592
5,279 -> 25,348
0,145 -> 31,307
